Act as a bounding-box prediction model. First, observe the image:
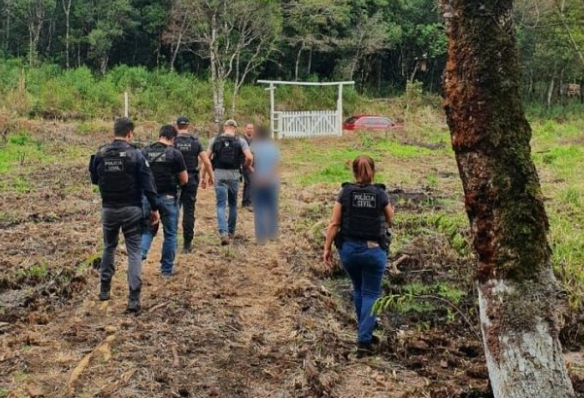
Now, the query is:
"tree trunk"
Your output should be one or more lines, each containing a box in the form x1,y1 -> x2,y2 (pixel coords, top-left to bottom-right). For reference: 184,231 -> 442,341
306,47 -> 313,76
547,72 -> 556,109
100,54 -> 108,75
440,1 -> 574,398
294,45 -> 303,81
64,17 -> 70,68
61,0 -> 72,68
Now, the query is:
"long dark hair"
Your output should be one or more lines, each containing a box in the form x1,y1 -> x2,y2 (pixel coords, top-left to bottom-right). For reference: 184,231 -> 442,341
352,155 -> 375,184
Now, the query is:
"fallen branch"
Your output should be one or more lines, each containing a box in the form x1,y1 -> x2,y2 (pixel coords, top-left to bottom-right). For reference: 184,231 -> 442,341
67,334 -> 116,395
172,345 -> 180,368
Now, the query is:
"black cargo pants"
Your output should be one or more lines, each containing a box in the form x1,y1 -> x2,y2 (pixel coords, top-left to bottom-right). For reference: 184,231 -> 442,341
179,173 -> 199,245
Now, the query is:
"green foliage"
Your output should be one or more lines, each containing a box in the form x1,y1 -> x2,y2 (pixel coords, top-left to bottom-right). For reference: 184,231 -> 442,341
0,132 -> 48,174
372,282 -> 466,317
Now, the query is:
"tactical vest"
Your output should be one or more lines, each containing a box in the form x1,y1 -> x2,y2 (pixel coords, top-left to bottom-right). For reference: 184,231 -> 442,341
97,144 -> 140,206
212,135 -> 244,170
143,143 -> 177,195
174,134 -> 200,173
339,183 -> 388,249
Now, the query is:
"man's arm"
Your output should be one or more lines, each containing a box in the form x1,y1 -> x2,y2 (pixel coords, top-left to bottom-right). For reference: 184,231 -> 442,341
242,149 -> 253,169
178,170 -> 188,186
89,153 -> 100,185
199,151 -> 214,186
174,150 -> 188,186
136,152 -> 159,211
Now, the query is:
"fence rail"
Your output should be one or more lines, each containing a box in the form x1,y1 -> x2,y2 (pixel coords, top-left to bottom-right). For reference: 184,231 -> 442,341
275,110 -> 341,139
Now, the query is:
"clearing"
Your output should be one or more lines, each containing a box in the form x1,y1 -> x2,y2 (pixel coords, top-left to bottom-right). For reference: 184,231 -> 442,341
1,119 -> 583,397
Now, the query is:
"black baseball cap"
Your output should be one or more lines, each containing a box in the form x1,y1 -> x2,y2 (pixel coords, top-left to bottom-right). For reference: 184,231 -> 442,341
177,116 -> 190,126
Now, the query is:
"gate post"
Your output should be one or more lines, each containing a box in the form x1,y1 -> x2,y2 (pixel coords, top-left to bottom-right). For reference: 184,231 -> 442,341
269,83 -> 275,139
337,83 -> 343,136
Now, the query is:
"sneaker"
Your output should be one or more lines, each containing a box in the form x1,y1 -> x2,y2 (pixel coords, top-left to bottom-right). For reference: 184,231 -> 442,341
220,234 -> 230,246
99,281 -> 111,301
126,289 -> 141,313
161,270 -> 177,277
356,342 -> 376,358
228,233 -> 235,240
370,335 -> 381,345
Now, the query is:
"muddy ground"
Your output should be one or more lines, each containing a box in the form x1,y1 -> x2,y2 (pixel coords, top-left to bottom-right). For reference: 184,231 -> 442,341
0,123 -> 583,397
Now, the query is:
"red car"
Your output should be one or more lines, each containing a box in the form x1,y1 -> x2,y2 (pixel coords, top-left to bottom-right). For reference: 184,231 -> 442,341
343,115 -> 403,131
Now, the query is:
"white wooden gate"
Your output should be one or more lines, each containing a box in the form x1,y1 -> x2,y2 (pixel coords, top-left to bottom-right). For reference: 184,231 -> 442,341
257,80 -> 355,139
275,110 -> 340,139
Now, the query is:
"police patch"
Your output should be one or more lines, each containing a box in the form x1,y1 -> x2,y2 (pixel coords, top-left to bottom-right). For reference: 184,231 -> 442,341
351,192 -> 377,209
147,152 -> 167,162
104,159 -> 124,172
177,143 -> 191,151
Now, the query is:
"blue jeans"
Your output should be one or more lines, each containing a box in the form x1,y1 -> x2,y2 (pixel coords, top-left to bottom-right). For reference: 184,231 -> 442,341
141,195 -> 178,274
340,239 -> 387,343
214,179 -> 239,235
252,183 -> 279,243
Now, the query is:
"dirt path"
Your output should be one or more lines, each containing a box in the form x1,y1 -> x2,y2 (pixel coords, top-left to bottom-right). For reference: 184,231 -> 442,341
2,181 -> 425,398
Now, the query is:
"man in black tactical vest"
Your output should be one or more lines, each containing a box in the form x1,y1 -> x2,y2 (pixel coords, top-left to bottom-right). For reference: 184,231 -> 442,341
208,119 -> 254,245
141,125 -> 188,276
89,117 -> 160,313
241,123 -> 254,210
174,116 -> 214,253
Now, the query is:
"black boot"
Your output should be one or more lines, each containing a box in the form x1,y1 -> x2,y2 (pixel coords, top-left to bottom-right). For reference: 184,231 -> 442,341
99,280 -> 111,301
126,289 -> 141,313
182,241 -> 193,254
356,342 -> 376,358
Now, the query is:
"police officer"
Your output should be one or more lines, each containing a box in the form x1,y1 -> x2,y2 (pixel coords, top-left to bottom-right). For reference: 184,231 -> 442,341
207,119 -> 253,245
241,123 -> 254,210
323,155 -> 394,358
174,116 -> 214,253
141,125 -> 188,276
89,117 -> 160,313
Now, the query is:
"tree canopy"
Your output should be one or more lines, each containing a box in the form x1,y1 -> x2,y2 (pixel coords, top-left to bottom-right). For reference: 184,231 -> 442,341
0,0 -> 582,104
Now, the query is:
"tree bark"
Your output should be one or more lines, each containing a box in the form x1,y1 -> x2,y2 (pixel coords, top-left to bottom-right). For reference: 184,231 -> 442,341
62,0 -> 71,69
294,45 -> 303,81
440,1 -> 574,397
547,69 -> 556,109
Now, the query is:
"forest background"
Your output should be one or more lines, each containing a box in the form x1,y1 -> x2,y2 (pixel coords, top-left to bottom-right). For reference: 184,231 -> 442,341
0,0 -> 582,122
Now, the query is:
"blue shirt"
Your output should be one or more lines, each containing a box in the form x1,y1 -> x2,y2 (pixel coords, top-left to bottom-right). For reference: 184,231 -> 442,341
250,140 -> 280,184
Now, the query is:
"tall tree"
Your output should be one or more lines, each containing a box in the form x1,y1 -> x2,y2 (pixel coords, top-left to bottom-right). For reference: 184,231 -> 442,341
282,0 -> 349,80
79,0 -> 136,74
176,0 -> 281,121
440,1 -> 574,397
61,0 -> 71,68
163,0 -> 194,72
13,0 -> 55,65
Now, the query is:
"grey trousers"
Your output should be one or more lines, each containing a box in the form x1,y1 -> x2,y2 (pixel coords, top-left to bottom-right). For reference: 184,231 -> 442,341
100,206 -> 143,291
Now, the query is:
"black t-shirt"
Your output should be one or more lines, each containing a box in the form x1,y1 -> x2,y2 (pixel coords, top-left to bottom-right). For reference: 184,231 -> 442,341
175,133 -> 204,173
143,142 -> 187,195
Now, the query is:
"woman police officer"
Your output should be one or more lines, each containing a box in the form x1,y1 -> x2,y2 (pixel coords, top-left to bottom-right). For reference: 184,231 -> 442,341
324,155 -> 394,358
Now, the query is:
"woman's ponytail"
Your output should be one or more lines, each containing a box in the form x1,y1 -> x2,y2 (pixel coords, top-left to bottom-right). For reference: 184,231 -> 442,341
352,155 -> 375,184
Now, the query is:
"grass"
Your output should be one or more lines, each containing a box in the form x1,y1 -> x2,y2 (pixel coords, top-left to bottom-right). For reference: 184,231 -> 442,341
0,131 -> 53,192
284,113 -> 584,313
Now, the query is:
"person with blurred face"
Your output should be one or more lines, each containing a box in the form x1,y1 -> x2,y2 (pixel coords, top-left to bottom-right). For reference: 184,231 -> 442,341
250,125 -> 280,244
